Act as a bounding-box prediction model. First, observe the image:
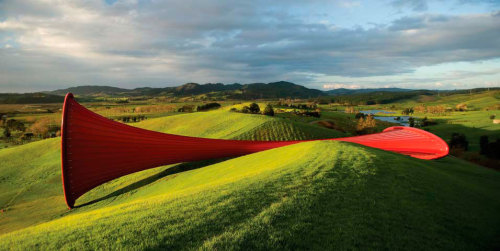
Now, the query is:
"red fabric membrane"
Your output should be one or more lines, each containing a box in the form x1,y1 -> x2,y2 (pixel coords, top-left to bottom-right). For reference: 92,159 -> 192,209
61,93 -> 448,208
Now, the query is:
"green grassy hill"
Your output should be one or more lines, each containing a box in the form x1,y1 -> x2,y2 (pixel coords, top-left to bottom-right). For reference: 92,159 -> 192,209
135,109 -> 346,140
1,109 -> 500,249
396,90 -> 499,110
0,109 -> 345,234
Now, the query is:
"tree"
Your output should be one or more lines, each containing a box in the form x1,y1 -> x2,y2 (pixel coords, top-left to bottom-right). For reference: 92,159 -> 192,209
344,106 -> 355,114
408,117 -> 415,127
22,132 -> 34,140
197,103 -> 221,111
449,133 -> 468,151
355,112 -> 365,119
263,104 -> 274,116
356,115 -> 376,135
29,118 -> 51,138
6,119 -> 25,132
178,105 -> 195,112
427,105 -> 446,114
249,103 -> 260,114
3,128 -> 11,138
402,107 -> 414,115
480,135 -> 489,155
455,103 -> 467,111
241,106 -> 250,113
485,139 -> 500,159
414,105 -> 426,113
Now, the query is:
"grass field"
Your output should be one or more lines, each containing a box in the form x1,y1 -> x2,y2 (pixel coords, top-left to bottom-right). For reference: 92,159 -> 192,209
424,110 -> 498,151
1,139 -> 499,249
0,91 -> 499,249
385,90 -> 499,111
0,104 -> 499,249
0,108 -> 344,234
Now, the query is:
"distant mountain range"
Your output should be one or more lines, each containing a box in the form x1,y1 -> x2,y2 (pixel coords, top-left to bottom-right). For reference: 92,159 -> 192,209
5,81 -> 495,104
324,88 -> 411,95
0,93 -> 65,104
48,81 -> 414,99
49,81 -> 326,99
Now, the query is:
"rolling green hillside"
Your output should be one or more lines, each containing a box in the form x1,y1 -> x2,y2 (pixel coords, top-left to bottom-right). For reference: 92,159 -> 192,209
1,109 -> 499,249
395,90 -> 499,110
0,109 -> 345,234
135,109 -> 346,140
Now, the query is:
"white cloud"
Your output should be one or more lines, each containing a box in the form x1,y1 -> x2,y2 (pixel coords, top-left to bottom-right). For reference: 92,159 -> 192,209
0,0 -> 499,92
338,1 -> 361,8
323,84 -> 362,89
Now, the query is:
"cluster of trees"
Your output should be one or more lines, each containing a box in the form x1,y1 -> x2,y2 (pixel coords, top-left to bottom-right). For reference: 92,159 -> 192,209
196,103 -> 221,111
0,93 -> 64,104
2,118 -> 26,139
345,106 -> 357,114
2,118 -> 26,131
413,105 -> 426,113
427,105 -> 447,114
230,103 -> 275,116
408,105 -> 448,115
1,116 -> 60,141
480,136 -> 500,159
419,117 -> 438,127
240,103 -> 261,114
275,101 -> 320,117
177,103 -> 222,113
294,111 -> 320,118
355,113 -> 365,119
402,108 -> 414,115
449,133 -> 469,151
455,103 -> 468,111
29,117 -> 60,138
133,105 -> 177,113
117,115 -> 147,123
263,104 -> 275,116
356,115 -> 376,135
406,117 -> 438,128
328,90 -> 433,105
449,134 -> 499,161
178,105 -> 196,112
277,102 -> 318,110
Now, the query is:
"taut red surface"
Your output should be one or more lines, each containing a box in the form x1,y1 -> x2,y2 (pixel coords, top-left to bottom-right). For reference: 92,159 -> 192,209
61,93 -> 448,208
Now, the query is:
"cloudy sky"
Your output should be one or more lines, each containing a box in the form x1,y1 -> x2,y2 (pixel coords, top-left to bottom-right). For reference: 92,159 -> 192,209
0,0 -> 499,92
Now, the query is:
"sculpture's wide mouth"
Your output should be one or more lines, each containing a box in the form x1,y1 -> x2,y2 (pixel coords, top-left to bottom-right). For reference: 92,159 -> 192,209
60,93 -> 75,209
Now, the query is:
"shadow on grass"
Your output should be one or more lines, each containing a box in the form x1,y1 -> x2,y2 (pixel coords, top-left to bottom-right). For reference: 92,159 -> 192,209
76,157 -> 233,208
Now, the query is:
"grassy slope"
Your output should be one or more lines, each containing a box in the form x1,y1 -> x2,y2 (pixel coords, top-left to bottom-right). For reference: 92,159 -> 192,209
1,141 -> 499,249
0,109 -> 345,233
395,90 -> 499,110
425,110 -> 499,151
338,91 -> 500,151
0,139 -> 65,233
400,91 -> 500,152
135,109 -> 346,140
1,108 -> 499,249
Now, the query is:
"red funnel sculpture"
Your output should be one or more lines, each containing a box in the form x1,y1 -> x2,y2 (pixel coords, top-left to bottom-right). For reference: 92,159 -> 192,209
61,93 -> 448,208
